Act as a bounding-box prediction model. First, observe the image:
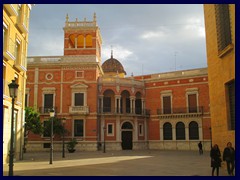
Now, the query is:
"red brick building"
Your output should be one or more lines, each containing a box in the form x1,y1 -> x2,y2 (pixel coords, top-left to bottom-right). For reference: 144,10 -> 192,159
26,14 -> 211,152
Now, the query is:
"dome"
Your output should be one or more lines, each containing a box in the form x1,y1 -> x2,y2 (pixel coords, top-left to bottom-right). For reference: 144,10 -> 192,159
102,54 -> 126,75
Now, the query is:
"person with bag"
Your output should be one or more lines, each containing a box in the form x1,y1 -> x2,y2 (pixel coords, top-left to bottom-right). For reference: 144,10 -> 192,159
210,144 -> 222,176
223,142 -> 235,176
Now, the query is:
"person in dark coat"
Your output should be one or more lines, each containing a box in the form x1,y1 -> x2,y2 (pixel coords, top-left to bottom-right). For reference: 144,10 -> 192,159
210,144 -> 222,176
198,141 -> 203,155
223,142 -> 235,176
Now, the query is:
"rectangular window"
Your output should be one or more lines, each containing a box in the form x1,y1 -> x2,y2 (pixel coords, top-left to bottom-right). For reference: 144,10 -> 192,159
139,124 -> 143,136
103,97 -> 111,112
43,143 -> 51,148
163,96 -> 171,114
15,39 -> 21,61
76,71 -> 83,78
74,120 -> 84,137
74,93 -> 84,106
25,94 -> 29,107
188,94 -> 197,113
44,94 -> 53,113
3,24 -> 8,51
107,124 -> 113,135
215,4 -> 232,52
43,121 -> 50,137
226,80 -> 235,130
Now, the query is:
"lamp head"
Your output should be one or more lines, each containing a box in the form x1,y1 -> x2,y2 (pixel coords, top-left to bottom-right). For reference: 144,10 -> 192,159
8,80 -> 19,98
49,108 -> 55,117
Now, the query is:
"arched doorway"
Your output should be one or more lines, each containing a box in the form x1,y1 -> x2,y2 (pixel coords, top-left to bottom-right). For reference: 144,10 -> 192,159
121,122 -> 133,150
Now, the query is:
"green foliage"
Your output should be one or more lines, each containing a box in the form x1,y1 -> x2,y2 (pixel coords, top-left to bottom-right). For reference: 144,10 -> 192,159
67,138 -> 78,150
44,117 -> 67,136
25,107 -> 43,135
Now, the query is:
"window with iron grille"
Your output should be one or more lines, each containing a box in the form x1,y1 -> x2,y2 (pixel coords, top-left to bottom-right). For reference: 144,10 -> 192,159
163,122 -> 172,140
226,80 -> 235,130
215,4 -> 232,52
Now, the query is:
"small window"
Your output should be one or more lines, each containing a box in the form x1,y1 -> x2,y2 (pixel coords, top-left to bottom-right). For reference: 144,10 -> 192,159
76,71 -> 83,78
139,124 -> 143,136
43,143 -> 51,148
107,124 -> 114,136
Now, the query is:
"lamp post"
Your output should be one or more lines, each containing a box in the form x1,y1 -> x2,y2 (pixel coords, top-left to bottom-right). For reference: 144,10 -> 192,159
8,80 -> 19,176
209,127 -> 212,148
103,126 -> 106,153
62,119 -> 66,158
49,109 -> 55,164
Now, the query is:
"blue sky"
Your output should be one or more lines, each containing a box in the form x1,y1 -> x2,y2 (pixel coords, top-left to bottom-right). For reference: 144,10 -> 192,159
28,4 -> 207,76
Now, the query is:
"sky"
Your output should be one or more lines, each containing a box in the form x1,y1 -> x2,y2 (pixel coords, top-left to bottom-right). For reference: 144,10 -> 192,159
28,4 -> 207,76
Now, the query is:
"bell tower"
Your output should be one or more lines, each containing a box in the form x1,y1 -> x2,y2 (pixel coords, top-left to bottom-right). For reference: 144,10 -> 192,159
63,13 -> 102,63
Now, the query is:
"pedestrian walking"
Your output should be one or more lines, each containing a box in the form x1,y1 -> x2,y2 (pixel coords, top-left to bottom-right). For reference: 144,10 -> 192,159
223,142 -> 235,176
198,141 -> 203,155
210,144 -> 222,176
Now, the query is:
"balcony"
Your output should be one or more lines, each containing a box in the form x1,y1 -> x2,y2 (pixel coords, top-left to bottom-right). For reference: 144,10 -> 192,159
39,107 -> 58,115
16,12 -> 29,33
157,106 -> 203,119
69,106 -> 89,115
98,107 -> 150,117
3,38 -> 16,61
4,4 -> 18,16
15,53 -> 27,72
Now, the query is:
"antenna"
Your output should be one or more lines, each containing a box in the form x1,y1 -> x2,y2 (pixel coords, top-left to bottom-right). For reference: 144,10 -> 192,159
111,45 -> 113,58
174,51 -> 178,71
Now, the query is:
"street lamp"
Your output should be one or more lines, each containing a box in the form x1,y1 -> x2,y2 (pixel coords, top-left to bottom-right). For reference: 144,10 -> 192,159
103,126 -> 106,153
62,119 -> 66,158
8,79 -> 19,176
209,127 -> 212,148
49,108 -> 55,164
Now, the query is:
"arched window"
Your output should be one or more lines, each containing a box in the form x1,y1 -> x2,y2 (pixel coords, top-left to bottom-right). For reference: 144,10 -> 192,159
69,34 -> 75,48
77,35 -> 84,48
122,122 -> 133,129
176,122 -> 185,140
163,122 -> 172,140
189,121 -> 199,140
85,35 -> 92,48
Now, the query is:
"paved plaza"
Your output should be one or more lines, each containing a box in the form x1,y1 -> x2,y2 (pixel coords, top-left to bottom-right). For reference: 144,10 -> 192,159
3,150 -> 230,176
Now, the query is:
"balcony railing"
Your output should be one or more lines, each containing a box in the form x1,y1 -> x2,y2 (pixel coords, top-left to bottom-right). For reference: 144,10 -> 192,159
69,106 -> 89,115
39,107 -> 58,114
3,38 -> 16,61
157,106 -> 203,118
98,107 -> 150,116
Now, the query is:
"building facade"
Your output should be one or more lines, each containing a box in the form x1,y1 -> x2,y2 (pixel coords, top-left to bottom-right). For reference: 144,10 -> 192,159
25,14 -> 212,152
203,4 -> 235,151
3,4 -> 33,164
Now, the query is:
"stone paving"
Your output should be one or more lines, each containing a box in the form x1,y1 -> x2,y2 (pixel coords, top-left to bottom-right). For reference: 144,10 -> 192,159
3,150 -> 231,176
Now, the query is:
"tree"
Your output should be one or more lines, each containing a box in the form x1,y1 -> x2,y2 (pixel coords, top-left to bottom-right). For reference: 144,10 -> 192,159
44,117 -> 66,137
24,107 -> 43,152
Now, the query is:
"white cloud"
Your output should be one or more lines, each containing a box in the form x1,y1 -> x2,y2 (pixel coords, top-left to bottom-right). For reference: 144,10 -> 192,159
102,44 -> 133,62
184,17 -> 205,38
